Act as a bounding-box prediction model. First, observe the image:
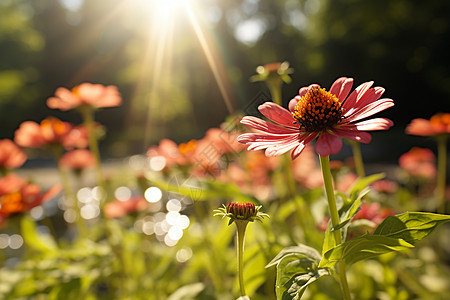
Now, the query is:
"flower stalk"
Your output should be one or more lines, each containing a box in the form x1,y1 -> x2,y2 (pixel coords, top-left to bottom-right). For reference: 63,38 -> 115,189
348,140 -> 366,178
236,220 -> 249,296
319,155 -> 351,300
436,135 -> 447,214
214,202 -> 268,298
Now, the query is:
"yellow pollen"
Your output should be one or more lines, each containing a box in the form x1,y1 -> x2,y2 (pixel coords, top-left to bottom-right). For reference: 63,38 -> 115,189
292,87 -> 343,132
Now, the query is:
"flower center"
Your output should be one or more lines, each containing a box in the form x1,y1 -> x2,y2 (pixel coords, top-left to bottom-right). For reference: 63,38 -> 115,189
227,202 -> 256,219
292,87 -> 343,132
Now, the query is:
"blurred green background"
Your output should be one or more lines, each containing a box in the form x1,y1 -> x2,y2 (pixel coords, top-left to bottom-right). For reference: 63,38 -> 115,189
0,0 -> 449,160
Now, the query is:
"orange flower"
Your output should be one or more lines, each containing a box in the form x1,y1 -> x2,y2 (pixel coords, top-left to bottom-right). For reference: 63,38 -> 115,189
104,196 -> 149,218
47,83 -> 122,111
398,147 -> 436,179
14,117 -> 88,150
406,113 -> 450,136
0,139 -> 27,169
0,174 -> 61,222
60,149 -> 96,171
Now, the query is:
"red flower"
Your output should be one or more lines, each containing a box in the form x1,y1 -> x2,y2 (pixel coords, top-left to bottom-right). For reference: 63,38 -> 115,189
14,117 -> 88,150
0,139 -> 27,169
47,83 -> 122,111
406,113 -> 450,136
0,174 -> 61,223
104,196 -> 149,218
238,77 -> 394,158
60,149 -> 96,171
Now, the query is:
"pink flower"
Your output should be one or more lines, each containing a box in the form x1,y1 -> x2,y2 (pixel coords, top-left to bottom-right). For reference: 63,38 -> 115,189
60,149 -> 96,171
399,147 -> 436,179
14,117 -> 88,150
0,139 -> 27,169
406,113 -> 450,136
47,83 -> 122,111
238,77 -> 394,158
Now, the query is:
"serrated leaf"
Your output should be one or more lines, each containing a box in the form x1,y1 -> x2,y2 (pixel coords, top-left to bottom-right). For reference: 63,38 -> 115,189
278,265 -> 329,300
275,254 -> 325,299
373,212 -> 450,245
319,235 -> 413,268
266,244 -> 321,268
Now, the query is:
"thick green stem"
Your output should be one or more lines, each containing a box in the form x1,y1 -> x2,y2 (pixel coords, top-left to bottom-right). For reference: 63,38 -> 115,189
349,140 -> 365,178
235,220 -> 249,297
436,136 -> 448,214
319,155 -> 351,300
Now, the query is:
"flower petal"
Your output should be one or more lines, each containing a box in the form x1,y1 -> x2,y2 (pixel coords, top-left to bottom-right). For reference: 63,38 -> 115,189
241,116 -> 299,134
345,98 -> 394,122
342,81 -> 373,110
265,138 -> 300,157
315,132 -> 343,156
331,127 -> 372,143
258,102 -> 297,128
291,133 -> 317,159
349,118 -> 394,131
329,77 -> 354,101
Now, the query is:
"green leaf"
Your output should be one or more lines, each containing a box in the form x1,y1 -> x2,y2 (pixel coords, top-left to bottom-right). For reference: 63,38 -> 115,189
347,173 -> 385,202
167,283 -> 205,300
373,212 -> 450,245
333,195 -> 365,232
275,254 -> 328,299
321,220 -> 337,255
266,244 -> 321,268
20,215 -> 57,253
149,178 -> 257,202
319,235 -> 413,268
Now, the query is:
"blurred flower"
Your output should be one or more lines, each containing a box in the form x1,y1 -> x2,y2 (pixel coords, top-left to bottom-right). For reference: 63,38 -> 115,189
0,139 -> 27,170
353,202 -> 395,228
399,147 -> 436,179
291,144 -> 323,189
104,196 -> 149,218
336,172 -> 358,193
250,61 -> 293,84
60,149 -> 96,171
47,83 -> 122,111
371,179 -> 398,194
14,117 -> 89,150
238,77 -> 394,158
406,113 -> 450,137
214,202 -> 268,225
147,139 -> 195,168
0,173 -> 60,224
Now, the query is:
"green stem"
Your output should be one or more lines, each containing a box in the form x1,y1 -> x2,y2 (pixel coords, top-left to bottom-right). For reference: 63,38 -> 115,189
436,136 -> 448,214
267,79 -> 283,106
349,140 -> 365,178
51,146 -> 87,238
319,155 -> 351,300
235,220 -> 249,297
80,106 -> 105,193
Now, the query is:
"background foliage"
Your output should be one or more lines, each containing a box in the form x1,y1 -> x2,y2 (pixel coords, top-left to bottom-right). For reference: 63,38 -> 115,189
0,0 -> 449,161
